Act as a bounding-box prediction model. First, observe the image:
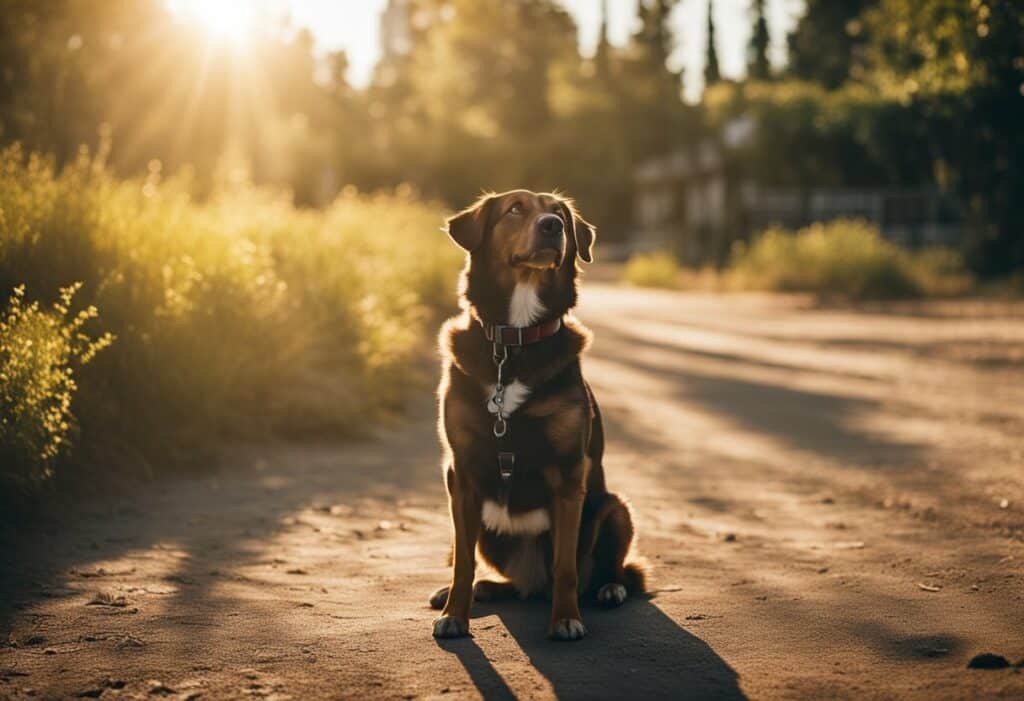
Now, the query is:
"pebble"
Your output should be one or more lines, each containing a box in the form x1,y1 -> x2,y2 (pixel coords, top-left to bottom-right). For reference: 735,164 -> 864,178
967,653 -> 1010,669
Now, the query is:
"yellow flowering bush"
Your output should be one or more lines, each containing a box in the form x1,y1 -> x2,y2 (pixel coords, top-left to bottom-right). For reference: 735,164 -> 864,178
0,284 -> 113,490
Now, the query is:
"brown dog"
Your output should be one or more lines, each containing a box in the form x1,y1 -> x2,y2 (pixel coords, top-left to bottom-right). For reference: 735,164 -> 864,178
430,189 -> 644,641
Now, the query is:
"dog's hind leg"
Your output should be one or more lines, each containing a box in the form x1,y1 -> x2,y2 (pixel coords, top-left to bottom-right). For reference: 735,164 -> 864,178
428,585 -> 450,610
428,579 -> 519,610
472,579 -> 519,602
582,492 -> 645,608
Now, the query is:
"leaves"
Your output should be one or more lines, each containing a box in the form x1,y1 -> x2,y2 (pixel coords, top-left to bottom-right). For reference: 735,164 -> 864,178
0,147 -> 456,497
0,281 -> 112,485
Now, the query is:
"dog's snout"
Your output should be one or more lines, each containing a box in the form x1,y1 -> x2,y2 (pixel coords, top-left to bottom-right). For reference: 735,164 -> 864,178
537,214 -> 564,238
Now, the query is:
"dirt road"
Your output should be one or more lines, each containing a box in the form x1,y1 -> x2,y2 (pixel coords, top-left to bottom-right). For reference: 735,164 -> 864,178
3,284 -> 1024,700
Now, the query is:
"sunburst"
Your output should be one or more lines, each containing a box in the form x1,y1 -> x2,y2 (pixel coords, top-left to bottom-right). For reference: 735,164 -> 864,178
167,0 -> 260,48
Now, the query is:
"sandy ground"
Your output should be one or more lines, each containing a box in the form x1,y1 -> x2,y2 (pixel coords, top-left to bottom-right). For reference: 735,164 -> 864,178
3,283 -> 1024,700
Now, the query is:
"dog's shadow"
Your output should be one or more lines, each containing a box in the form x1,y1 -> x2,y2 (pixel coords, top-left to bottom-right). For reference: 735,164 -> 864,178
435,596 -> 747,700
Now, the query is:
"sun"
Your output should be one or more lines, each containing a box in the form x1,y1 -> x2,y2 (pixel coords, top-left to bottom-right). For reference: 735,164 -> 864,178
167,0 -> 259,47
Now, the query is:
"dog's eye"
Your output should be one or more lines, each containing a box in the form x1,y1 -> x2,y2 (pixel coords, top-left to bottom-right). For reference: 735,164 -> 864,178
508,203 -> 523,216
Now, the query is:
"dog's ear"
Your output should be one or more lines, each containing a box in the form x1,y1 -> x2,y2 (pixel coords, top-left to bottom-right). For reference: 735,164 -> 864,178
560,200 -> 596,263
445,194 -> 495,252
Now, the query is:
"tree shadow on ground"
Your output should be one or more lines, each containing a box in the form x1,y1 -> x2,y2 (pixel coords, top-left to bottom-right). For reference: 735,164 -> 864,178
0,402 -> 444,643
587,321 -> 924,468
613,311 -> 1024,370
436,597 -> 746,701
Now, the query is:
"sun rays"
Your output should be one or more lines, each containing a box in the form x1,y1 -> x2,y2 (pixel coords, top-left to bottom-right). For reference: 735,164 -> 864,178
166,0 -> 261,49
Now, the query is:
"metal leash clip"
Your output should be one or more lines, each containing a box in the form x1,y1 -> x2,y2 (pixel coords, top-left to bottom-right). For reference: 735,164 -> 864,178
490,342 -> 514,481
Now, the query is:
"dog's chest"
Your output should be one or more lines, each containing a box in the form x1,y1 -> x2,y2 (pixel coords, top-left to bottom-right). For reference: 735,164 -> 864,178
481,499 -> 550,535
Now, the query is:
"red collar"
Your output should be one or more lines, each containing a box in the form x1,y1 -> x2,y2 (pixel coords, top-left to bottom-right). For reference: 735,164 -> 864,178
482,317 -> 562,346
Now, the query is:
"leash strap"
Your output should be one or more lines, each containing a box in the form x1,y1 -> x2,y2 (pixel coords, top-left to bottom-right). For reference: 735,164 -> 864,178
497,447 -> 515,480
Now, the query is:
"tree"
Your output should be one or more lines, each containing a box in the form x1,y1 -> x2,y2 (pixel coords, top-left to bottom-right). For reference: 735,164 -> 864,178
0,0 -> 713,246
787,0 -> 876,89
635,0 -> 677,80
360,0 -> 582,203
862,0 -> 1024,274
0,0 -> 173,167
704,0 -> 721,87
622,0 -> 686,157
747,0 -> 770,80
594,0 -> 613,85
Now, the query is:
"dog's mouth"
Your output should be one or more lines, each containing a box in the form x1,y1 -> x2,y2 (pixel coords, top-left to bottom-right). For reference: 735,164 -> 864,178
511,247 -> 563,269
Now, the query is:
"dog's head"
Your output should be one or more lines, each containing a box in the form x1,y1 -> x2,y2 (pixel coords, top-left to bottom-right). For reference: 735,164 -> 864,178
445,189 -> 595,323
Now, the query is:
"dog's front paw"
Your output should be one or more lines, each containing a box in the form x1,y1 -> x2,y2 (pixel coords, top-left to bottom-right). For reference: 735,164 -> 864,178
596,583 -> 627,607
548,618 -> 587,641
432,614 -> 469,638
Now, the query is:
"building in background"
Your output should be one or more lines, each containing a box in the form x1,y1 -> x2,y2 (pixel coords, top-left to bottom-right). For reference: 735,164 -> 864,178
633,116 -> 964,266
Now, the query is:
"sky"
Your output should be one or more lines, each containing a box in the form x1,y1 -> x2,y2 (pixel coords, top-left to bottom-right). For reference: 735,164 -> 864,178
172,0 -> 806,104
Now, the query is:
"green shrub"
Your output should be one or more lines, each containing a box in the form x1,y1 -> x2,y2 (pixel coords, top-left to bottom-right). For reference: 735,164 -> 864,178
728,219 -> 968,299
0,284 -> 113,493
621,251 -> 681,289
0,144 -> 460,497
908,247 -> 974,296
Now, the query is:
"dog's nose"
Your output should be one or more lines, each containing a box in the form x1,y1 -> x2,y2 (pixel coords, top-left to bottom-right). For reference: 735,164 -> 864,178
537,214 -> 564,238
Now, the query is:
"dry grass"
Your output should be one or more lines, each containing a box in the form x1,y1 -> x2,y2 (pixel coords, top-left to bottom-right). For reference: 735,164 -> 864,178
0,144 -> 461,501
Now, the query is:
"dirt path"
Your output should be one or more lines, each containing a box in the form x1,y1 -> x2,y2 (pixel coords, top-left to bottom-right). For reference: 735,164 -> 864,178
3,284 -> 1024,700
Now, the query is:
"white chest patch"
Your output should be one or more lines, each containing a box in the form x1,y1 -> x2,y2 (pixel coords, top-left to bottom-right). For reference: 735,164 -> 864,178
481,500 -> 551,536
508,282 -> 545,327
487,380 -> 530,416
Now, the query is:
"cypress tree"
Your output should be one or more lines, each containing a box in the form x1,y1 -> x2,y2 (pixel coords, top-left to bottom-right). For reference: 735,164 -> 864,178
747,0 -> 771,80
704,0 -> 721,87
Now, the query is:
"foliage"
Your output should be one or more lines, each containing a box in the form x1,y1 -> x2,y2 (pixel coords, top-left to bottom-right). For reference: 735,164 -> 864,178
0,284 -> 113,492
623,221 -> 971,299
704,1 -> 1024,276
0,0 -> 1020,275
704,79 -> 936,188
622,251 -> 682,289
787,0 -> 876,89
704,0 -> 721,87
861,0 -> 1024,274
728,219 -> 970,299
0,1 -> 360,205
619,0 -> 693,165
863,0 -> 1019,95
0,145 -> 459,500
0,0 -> 693,242
747,0 -> 772,80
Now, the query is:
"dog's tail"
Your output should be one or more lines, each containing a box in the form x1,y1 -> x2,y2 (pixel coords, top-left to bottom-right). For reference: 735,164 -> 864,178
623,559 -> 648,595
